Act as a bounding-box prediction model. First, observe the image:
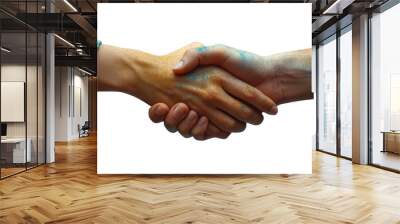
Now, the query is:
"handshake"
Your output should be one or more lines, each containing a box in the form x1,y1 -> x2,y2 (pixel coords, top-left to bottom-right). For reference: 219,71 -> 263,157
98,43 -> 312,140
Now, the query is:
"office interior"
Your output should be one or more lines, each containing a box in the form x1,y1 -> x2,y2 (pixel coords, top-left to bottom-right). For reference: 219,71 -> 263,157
314,0 -> 400,172
0,0 -> 400,222
0,0 -> 97,179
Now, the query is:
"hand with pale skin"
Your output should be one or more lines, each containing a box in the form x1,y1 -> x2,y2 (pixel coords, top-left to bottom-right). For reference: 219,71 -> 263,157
149,45 -> 313,140
98,43 -> 278,138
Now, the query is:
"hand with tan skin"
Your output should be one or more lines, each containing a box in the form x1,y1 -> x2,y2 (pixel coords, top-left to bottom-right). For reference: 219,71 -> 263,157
149,45 -> 313,140
98,43 -> 278,138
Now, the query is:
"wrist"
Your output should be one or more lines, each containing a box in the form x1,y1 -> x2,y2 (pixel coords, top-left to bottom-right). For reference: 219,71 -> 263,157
263,50 -> 312,104
98,45 -> 140,94
276,72 -> 312,104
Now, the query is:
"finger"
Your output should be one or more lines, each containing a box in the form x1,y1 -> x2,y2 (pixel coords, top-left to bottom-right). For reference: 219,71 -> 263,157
220,77 -> 278,115
177,110 -> 199,138
164,103 -> 190,133
191,116 -> 209,141
198,104 -> 246,133
173,45 -> 231,76
205,123 -> 230,139
211,89 -> 264,125
148,103 -> 170,123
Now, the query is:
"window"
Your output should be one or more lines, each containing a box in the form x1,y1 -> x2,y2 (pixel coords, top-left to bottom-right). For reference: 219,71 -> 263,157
339,27 -> 352,158
318,35 -> 337,154
370,3 -> 400,171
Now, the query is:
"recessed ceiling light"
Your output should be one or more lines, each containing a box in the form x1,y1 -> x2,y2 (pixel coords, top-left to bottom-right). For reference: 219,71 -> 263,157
77,67 -> 93,76
1,47 -> 11,53
323,0 -> 354,15
54,34 -> 75,48
63,0 -> 78,12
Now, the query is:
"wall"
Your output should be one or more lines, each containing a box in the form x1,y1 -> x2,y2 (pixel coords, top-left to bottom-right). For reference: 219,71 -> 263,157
1,63 -> 45,164
55,67 -> 89,141
1,65 -> 39,138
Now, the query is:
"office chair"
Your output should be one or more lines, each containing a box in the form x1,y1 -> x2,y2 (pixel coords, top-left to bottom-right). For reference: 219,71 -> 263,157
79,121 -> 90,138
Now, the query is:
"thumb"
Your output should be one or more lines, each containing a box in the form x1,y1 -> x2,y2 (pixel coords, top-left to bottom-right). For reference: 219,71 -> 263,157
173,45 -> 231,76
148,103 -> 169,123
173,48 -> 201,76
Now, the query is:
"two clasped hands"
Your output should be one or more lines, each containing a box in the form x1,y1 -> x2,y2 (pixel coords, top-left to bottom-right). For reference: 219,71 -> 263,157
98,43 -> 312,140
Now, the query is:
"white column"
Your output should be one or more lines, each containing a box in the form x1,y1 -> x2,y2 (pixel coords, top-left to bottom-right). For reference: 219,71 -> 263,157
45,0 -> 56,163
46,32 -> 55,163
352,14 -> 369,164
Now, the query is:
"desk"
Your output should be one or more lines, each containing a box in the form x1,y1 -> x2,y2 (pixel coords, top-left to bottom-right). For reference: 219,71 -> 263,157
1,138 -> 31,163
382,131 -> 400,154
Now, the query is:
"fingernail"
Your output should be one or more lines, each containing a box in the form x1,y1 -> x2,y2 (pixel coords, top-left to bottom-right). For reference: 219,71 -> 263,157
173,105 -> 185,118
174,60 -> 183,69
187,111 -> 197,120
166,126 -> 177,133
271,106 -> 278,115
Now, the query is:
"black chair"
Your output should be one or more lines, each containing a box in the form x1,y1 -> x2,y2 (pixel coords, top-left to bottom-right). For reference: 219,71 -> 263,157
79,121 -> 90,138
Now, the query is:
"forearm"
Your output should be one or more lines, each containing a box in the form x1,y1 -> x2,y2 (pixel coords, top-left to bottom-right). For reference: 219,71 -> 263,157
264,49 -> 313,104
97,44 -> 173,105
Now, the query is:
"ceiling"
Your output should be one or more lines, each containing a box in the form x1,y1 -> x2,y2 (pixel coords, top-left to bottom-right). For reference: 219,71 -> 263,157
0,0 -> 392,73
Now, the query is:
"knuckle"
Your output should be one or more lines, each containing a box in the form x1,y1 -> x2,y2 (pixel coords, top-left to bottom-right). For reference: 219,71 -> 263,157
241,107 -> 263,125
186,48 -> 198,57
241,106 -> 255,120
204,88 -> 219,103
210,73 -> 223,84
244,87 -> 257,100
204,93 -> 215,103
226,120 -> 246,132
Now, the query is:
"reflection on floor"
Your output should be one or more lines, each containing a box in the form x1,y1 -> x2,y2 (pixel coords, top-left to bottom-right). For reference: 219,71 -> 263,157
1,167 -> 25,178
0,135 -> 400,223
373,150 -> 400,171
0,162 -> 41,178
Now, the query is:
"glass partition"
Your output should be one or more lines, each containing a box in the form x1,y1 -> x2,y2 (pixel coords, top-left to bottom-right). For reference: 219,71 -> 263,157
1,31 -> 28,177
317,35 -> 337,154
26,0 -> 43,169
27,31 -> 38,169
0,1 -> 46,179
38,32 -> 45,165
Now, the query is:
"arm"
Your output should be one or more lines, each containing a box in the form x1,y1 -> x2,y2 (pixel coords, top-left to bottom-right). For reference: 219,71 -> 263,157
173,45 -> 313,105
259,49 -> 313,104
149,46 -> 312,139
98,43 -> 278,134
